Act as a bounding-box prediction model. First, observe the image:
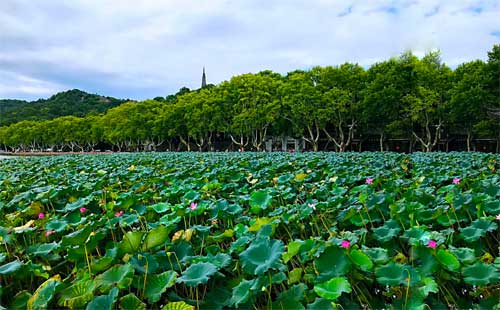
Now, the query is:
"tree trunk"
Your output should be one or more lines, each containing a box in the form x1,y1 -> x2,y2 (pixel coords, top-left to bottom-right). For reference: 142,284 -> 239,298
466,131 -> 472,152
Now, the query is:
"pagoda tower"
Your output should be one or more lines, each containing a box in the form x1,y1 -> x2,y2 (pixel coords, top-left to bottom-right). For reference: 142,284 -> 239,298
201,67 -> 207,88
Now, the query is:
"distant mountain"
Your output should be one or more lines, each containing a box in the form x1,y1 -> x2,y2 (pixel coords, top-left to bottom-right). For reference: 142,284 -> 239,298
0,89 -> 128,126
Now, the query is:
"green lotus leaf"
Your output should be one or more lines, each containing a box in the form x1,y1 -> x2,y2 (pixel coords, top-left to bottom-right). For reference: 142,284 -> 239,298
26,242 -> 59,257
307,298 -> 335,310
248,217 -> 274,232
11,291 -> 32,310
449,247 -> 476,265
313,277 -> 351,300
27,275 -> 61,310
277,283 -> 307,306
164,301 -> 195,310
207,229 -> 234,243
372,219 -> 401,243
44,219 -> 68,232
120,231 -> 144,253
362,246 -> 389,264
402,227 -> 428,245
58,279 -> 96,308
63,196 -> 91,212
375,262 -> 408,286
471,218 -> 498,232
61,226 -> 93,246
274,277 -> 305,307
283,240 -> 304,263
288,268 -> 303,285
130,253 -> 159,274
315,246 -> 351,281
230,279 -> 254,307
435,249 -> 460,271
0,260 -> 23,275
240,238 -> 284,275
459,226 -> 486,243
144,270 -> 177,303
249,190 -> 272,213
150,202 -> 171,214
349,249 -> 374,271
142,225 -> 170,250
203,253 -> 231,269
96,264 -> 134,291
91,256 -> 114,273
419,277 -> 438,297
119,293 -> 146,310
177,262 -> 218,287
462,262 -> 500,286
85,287 -> 118,310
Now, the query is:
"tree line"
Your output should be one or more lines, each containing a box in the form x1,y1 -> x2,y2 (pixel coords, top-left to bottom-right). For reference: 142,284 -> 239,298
1,45 -> 499,153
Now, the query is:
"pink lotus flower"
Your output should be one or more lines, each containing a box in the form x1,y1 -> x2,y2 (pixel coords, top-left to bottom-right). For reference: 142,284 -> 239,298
452,178 -> 460,185
114,210 -> 124,217
38,213 -> 45,219
428,240 -> 437,249
80,207 -> 87,213
45,230 -> 55,237
308,203 -> 316,211
190,202 -> 198,211
496,214 -> 500,220
365,178 -> 374,184
341,240 -> 350,249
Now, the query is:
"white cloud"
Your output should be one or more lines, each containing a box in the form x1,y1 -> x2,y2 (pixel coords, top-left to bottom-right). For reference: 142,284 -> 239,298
0,0 -> 498,100
0,70 -> 66,98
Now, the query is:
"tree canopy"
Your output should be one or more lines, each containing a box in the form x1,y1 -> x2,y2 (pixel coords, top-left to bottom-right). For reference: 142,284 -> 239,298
1,46 -> 499,153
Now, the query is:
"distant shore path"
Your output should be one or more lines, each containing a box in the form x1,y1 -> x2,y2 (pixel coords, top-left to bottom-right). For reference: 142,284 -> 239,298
0,152 -> 113,157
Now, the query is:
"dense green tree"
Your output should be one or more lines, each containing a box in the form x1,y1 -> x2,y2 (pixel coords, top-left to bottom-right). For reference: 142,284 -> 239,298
0,89 -> 126,126
281,71 -> 323,151
1,46 -> 498,153
449,60 -> 491,151
362,59 -> 402,151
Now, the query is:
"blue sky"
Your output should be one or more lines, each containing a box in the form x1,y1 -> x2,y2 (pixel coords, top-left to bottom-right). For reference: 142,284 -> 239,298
0,0 -> 499,101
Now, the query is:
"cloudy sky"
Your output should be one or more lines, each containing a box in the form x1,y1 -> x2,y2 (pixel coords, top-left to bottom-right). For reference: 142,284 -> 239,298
0,0 -> 499,101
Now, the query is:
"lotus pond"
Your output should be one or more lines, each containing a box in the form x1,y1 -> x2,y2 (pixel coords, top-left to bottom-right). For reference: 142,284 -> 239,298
0,152 -> 499,309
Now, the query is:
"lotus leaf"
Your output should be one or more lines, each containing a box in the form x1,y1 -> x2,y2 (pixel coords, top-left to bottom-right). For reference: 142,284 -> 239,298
96,264 -> 134,291
144,270 -> 177,303
85,287 -> 118,310
26,242 -> 59,257
119,293 -> 146,310
230,279 -> 254,307
142,225 -> 170,250
164,301 -> 195,310
177,262 -> 218,286
435,249 -> 460,271
27,275 -> 61,310
315,246 -> 351,281
462,262 -> 500,286
0,260 -> 23,275
240,238 -> 284,275
249,190 -> 272,213
372,220 -> 400,243
58,279 -> 96,308
313,277 -> 351,300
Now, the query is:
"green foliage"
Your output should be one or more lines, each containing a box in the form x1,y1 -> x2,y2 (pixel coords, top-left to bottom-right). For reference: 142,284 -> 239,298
313,277 -> 352,300
0,89 -> 126,126
177,262 -> 218,287
0,152 -> 499,309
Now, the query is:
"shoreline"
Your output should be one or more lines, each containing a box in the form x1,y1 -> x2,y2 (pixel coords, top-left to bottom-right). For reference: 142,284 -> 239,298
0,151 -> 114,157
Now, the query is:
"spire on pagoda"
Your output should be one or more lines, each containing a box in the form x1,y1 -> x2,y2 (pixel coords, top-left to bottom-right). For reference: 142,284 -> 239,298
201,67 -> 207,88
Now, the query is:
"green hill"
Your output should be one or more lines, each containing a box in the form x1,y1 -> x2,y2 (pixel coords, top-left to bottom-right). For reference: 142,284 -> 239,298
0,89 -> 128,126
